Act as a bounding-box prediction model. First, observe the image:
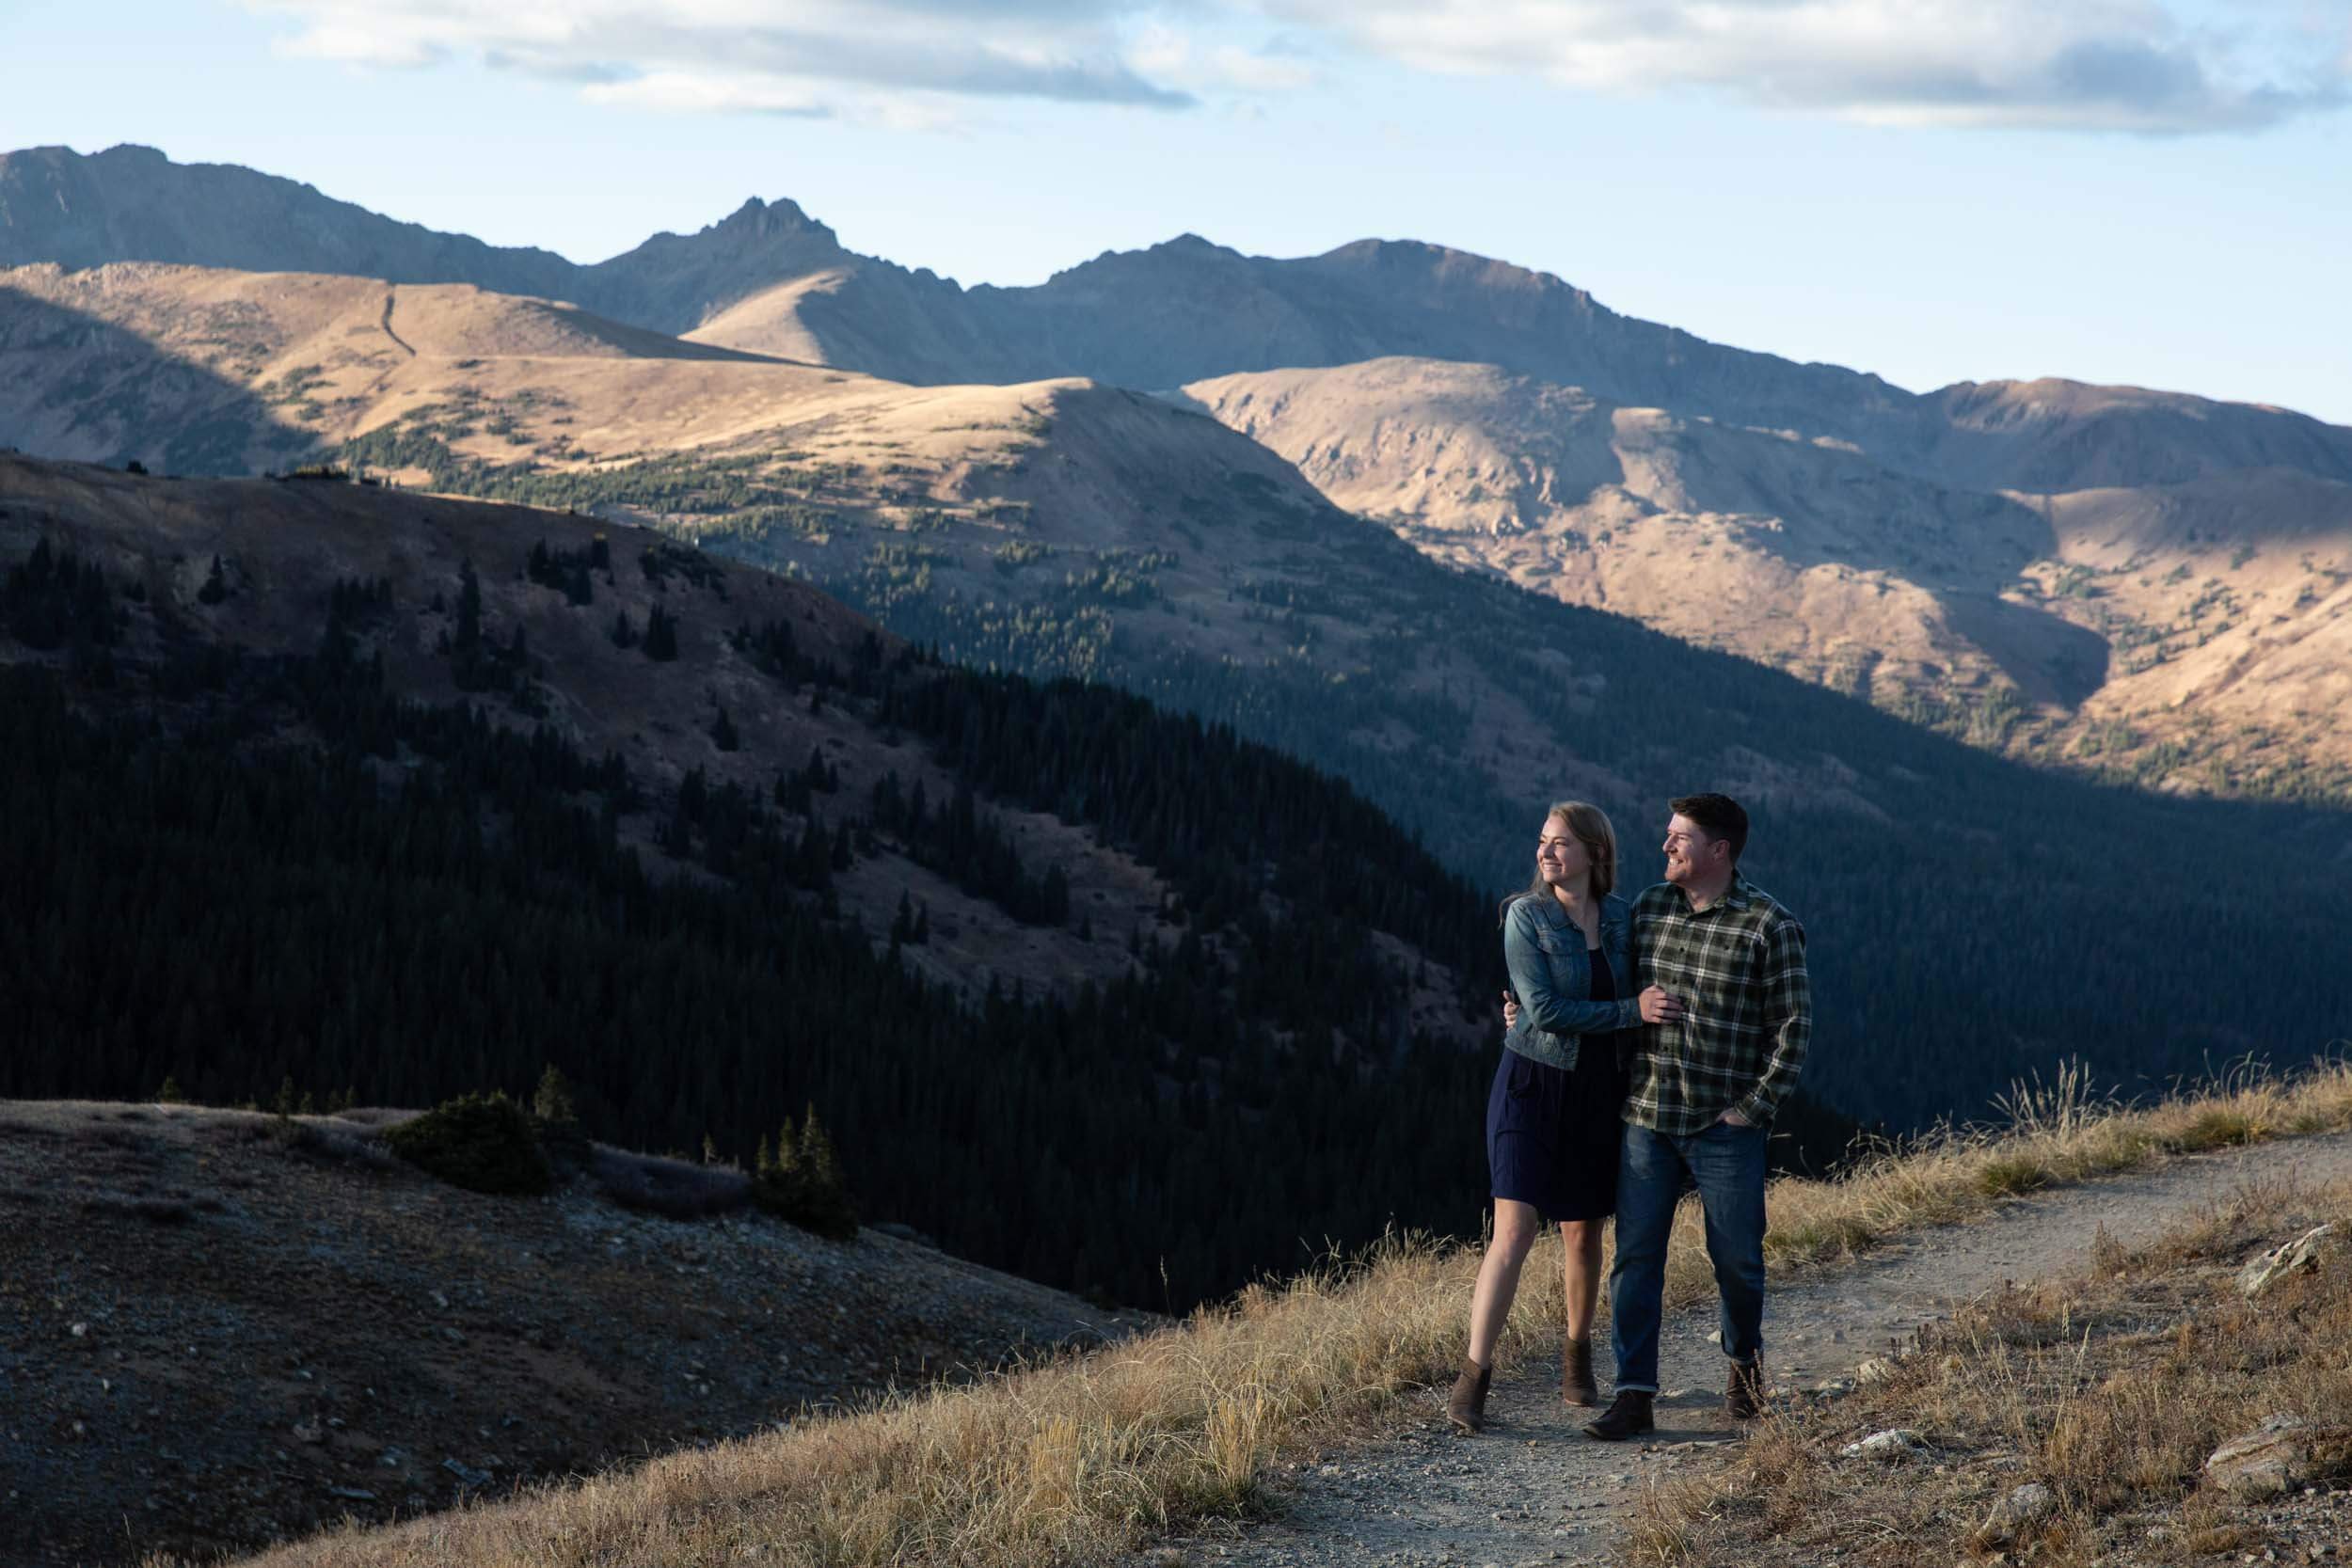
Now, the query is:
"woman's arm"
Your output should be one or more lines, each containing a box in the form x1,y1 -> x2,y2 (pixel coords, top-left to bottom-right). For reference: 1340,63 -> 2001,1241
1503,902 -> 1641,1037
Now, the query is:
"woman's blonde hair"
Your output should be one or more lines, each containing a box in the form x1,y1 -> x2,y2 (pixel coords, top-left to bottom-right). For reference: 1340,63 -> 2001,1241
1502,800 -> 1617,922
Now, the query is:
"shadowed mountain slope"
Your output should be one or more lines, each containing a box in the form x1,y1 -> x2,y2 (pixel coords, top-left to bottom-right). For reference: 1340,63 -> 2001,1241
1,451 -> 1565,1322
0,144 -> 579,297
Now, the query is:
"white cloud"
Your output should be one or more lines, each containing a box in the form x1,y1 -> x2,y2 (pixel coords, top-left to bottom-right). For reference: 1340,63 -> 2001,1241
244,0 -> 2348,133
1130,23 -> 1320,92
248,0 -> 1200,117
1263,0 -> 2349,134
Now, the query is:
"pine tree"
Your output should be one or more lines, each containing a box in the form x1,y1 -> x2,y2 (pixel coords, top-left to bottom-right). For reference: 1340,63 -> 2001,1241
644,604 -> 679,661
454,559 -> 483,655
532,1066 -> 578,1124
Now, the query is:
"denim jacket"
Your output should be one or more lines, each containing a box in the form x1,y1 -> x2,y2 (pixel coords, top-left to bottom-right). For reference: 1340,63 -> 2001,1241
1502,892 -> 1637,1072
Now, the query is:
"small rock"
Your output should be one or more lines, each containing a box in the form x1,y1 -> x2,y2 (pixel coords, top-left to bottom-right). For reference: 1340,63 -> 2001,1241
325,1485 -> 376,1503
1855,1358 -> 1897,1386
1840,1429 -> 1929,1462
1704,1329 -> 1722,1344
2205,1416 -> 2310,1499
2239,1226 -> 2336,1297
442,1457 -> 492,1489
291,1418 -> 325,1444
69,1323 -> 88,1338
1979,1481 -> 2057,1544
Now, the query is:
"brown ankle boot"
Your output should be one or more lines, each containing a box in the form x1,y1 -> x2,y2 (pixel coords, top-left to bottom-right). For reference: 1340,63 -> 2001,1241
1582,1388 -> 1654,1441
1725,1356 -> 1766,1420
1445,1357 -> 1492,1433
1562,1333 -> 1598,1406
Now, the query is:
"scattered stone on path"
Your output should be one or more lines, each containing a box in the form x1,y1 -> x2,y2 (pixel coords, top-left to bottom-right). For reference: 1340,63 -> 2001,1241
1840,1429 -> 1929,1462
2238,1226 -> 2336,1297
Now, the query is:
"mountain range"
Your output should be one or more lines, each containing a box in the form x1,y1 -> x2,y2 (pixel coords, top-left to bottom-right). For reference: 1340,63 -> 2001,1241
2,143 -> 2349,1139
5,142 -> 2348,800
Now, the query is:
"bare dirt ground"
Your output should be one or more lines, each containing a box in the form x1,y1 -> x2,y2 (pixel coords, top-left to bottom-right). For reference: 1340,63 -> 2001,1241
0,1101 -> 1148,1567
1146,1129 -> 2352,1568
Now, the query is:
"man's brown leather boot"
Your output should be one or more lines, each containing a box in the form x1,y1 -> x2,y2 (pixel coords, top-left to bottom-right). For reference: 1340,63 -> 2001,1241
1445,1358 -> 1492,1434
1562,1333 -> 1598,1406
1725,1356 -> 1766,1420
1581,1389 -> 1654,1441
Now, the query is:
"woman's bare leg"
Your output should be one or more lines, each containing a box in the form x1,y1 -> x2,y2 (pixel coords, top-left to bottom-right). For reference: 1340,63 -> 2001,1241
1466,1198 -> 1544,1367
1560,1219 -> 1605,1341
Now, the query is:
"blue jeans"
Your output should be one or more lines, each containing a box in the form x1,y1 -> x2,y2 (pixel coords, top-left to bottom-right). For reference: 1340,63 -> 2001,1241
1608,1119 -> 1768,1393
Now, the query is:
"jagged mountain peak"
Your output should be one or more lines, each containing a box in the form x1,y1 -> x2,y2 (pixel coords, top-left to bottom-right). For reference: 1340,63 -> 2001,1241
701,195 -> 844,250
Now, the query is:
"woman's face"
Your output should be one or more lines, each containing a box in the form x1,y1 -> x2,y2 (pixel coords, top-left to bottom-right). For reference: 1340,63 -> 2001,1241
1536,814 -> 1589,887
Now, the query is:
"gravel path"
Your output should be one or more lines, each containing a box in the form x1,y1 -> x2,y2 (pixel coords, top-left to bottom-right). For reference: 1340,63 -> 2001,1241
1154,1130 -> 2352,1568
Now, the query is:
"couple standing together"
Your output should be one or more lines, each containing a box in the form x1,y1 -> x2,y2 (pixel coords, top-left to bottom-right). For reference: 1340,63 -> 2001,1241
1449,792 -> 1811,1440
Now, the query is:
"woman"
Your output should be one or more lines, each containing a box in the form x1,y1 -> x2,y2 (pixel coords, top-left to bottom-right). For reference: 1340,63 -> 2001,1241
1447,800 -> 1645,1433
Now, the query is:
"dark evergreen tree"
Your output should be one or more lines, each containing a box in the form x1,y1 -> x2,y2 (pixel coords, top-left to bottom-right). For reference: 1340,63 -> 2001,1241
644,604 -> 679,661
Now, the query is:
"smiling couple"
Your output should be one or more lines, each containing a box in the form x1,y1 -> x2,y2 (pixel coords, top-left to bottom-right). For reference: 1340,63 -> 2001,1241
1447,793 -> 1812,1441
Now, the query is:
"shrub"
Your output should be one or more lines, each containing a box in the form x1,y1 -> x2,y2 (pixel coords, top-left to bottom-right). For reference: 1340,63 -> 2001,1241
382,1092 -> 552,1196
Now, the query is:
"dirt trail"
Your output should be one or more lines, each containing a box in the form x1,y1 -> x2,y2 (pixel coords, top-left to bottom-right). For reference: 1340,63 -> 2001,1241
1157,1130 -> 2352,1568
379,289 -> 417,356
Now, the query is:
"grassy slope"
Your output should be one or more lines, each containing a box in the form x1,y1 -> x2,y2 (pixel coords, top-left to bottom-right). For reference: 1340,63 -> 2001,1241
198,1064 -> 2352,1568
1637,1136 -> 2352,1566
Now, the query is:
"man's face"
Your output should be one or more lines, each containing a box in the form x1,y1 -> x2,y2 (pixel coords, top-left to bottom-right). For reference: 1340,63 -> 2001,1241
1662,814 -> 1724,886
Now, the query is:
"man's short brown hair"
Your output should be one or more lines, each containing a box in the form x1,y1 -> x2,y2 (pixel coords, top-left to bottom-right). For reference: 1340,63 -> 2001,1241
1670,793 -> 1749,863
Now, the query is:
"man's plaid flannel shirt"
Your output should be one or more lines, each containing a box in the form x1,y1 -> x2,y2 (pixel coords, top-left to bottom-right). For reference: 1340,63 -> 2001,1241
1627,871 -> 1810,1135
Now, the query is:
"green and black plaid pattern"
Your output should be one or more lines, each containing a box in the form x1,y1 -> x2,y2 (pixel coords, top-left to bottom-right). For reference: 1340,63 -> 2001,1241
1626,873 -> 1810,1135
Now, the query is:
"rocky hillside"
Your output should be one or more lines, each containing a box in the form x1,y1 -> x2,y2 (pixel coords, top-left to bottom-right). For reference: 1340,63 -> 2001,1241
1,1098 -> 1142,1568
1184,357 -> 2352,796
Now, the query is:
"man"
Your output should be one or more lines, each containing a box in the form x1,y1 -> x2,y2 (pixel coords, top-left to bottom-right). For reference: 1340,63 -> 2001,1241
1582,792 -> 1810,1441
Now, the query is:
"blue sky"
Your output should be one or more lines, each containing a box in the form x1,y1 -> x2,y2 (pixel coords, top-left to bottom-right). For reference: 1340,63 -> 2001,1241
7,0 -> 2349,422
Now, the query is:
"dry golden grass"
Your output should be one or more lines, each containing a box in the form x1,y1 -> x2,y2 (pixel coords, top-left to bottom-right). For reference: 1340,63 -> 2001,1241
196,1059 -> 2352,1568
1638,1148 -> 2352,1566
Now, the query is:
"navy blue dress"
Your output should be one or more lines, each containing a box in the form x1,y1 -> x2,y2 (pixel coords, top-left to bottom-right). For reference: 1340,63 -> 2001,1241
1486,939 -> 1629,1222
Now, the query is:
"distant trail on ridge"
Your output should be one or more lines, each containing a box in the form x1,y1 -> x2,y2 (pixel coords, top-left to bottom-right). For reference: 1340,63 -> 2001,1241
379,290 -> 416,357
